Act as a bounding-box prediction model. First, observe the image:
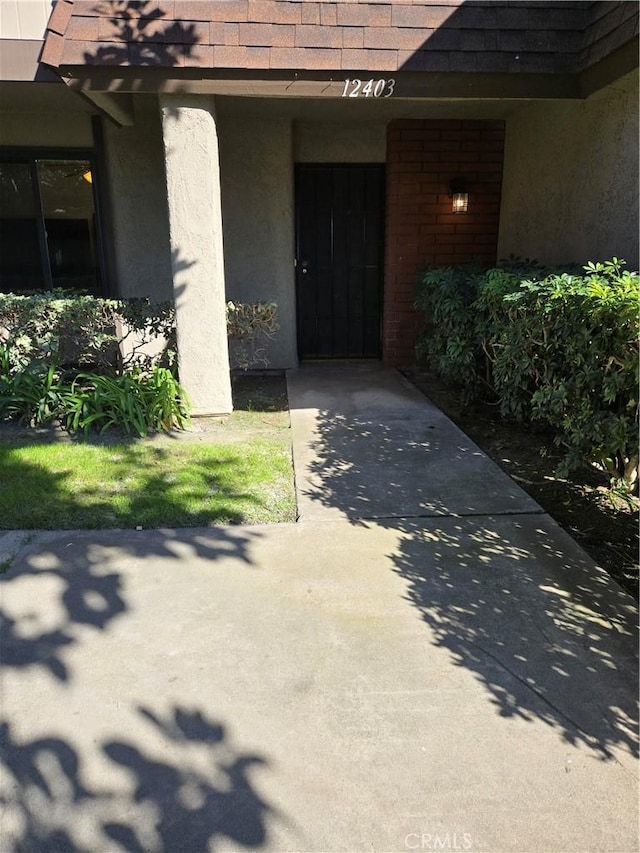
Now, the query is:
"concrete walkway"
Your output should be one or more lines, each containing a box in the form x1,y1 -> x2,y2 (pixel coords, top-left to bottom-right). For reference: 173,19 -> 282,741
1,364 -> 638,853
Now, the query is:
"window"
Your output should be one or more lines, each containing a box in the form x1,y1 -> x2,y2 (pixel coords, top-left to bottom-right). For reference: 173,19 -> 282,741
0,152 -> 104,294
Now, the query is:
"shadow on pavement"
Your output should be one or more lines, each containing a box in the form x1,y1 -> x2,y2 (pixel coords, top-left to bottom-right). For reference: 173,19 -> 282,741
1,525 -> 273,851
301,399 -> 639,763
2,705 -> 272,853
1,527 -> 255,681
386,516 -> 639,761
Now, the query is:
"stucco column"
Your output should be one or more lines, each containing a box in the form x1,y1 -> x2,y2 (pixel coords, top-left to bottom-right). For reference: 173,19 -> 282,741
160,94 -> 232,415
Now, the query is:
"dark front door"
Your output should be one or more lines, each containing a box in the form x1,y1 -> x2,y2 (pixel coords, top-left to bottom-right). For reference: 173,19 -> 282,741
295,164 -> 384,360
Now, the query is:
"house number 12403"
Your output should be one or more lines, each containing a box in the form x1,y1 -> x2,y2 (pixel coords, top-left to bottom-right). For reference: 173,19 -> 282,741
341,78 -> 395,98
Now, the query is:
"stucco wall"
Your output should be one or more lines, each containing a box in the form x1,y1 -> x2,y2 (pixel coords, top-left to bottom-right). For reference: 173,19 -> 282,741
102,96 -> 174,301
160,94 -> 232,414
218,116 -> 297,370
0,83 -> 93,147
294,122 -> 387,163
498,70 -> 639,269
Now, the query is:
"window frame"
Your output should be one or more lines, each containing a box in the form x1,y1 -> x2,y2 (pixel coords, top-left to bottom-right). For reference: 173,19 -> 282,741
0,146 -> 109,295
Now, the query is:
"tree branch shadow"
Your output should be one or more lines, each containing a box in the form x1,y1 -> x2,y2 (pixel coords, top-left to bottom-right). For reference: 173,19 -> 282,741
1,524 -> 257,683
292,366 -> 639,762
1,704 -> 274,852
384,515 -> 639,761
0,521 -> 274,850
83,2 -> 200,68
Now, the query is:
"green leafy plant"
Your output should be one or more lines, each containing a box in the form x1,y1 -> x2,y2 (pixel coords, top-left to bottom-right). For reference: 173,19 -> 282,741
1,341 -> 189,437
0,291 -> 280,437
0,291 -> 175,372
0,291 -> 281,436
0,347 -> 63,426
59,368 -> 190,437
415,258 -> 639,492
414,266 -> 483,400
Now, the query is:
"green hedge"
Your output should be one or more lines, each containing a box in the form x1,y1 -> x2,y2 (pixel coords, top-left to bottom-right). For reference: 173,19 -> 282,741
0,291 -> 175,372
0,291 -> 278,373
415,258 -> 639,490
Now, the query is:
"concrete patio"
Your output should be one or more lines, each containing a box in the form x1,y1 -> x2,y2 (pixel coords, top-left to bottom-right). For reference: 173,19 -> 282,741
1,364 -> 638,852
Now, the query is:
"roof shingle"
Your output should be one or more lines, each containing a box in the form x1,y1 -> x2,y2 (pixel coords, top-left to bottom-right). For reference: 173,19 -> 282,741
41,0 -> 636,76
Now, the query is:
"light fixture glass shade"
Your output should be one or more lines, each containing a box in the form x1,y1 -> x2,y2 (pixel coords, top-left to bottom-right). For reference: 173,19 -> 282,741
452,191 -> 468,214
82,170 -> 92,184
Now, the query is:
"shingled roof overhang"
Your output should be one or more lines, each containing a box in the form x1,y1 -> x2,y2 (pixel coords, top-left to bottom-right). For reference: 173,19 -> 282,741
41,1 -> 639,125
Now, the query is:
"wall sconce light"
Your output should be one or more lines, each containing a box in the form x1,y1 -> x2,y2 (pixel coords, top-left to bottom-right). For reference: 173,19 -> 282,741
449,178 -> 469,214
82,170 -> 93,184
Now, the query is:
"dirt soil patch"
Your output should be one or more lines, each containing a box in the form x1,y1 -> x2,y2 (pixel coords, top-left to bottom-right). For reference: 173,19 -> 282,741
405,368 -> 639,600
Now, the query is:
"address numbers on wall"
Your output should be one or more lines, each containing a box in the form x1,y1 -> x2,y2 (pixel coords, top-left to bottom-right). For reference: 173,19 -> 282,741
341,78 -> 396,98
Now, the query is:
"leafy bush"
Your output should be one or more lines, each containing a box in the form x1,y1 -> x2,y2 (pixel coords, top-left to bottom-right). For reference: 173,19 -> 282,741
0,291 -> 175,373
226,300 -> 279,370
0,291 -> 279,436
0,291 -> 279,374
415,265 -> 485,397
415,258 -> 639,491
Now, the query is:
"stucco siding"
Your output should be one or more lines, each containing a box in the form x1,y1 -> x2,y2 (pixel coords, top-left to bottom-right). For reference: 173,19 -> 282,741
160,94 -> 232,414
0,109 -> 91,147
0,84 -> 93,147
294,122 -> 387,163
218,116 -> 297,369
498,70 -> 639,269
102,97 -> 174,301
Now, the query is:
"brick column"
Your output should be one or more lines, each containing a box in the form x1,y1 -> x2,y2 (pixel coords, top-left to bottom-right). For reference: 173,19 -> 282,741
383,119 -> 505,367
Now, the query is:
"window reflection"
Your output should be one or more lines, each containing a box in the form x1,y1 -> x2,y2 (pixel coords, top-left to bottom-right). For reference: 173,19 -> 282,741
37,160 -> 99,291
0,157 -> 101,294
0,162 -> 44,291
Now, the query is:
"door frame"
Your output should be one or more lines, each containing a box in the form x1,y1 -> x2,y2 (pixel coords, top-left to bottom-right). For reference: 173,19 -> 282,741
294,162 -> 386,361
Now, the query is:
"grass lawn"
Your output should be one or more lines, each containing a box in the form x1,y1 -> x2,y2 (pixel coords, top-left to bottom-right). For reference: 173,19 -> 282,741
0,375 -> 296,529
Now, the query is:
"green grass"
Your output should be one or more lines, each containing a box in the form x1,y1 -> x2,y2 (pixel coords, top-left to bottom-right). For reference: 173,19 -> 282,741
0,376 -> 296,529
0,439 -> 294,528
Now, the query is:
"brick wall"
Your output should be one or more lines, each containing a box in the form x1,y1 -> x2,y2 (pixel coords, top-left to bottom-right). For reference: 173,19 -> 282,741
383,119 -> 505,366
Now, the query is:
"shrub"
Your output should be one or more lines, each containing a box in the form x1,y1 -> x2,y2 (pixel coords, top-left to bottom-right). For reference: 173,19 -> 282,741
226,300 -> 279,370
415,258 -> 639,491
0,291 -> 279,436
0,292 -> 279,374
415,265 -> 486,399
0,291 -> 175,372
